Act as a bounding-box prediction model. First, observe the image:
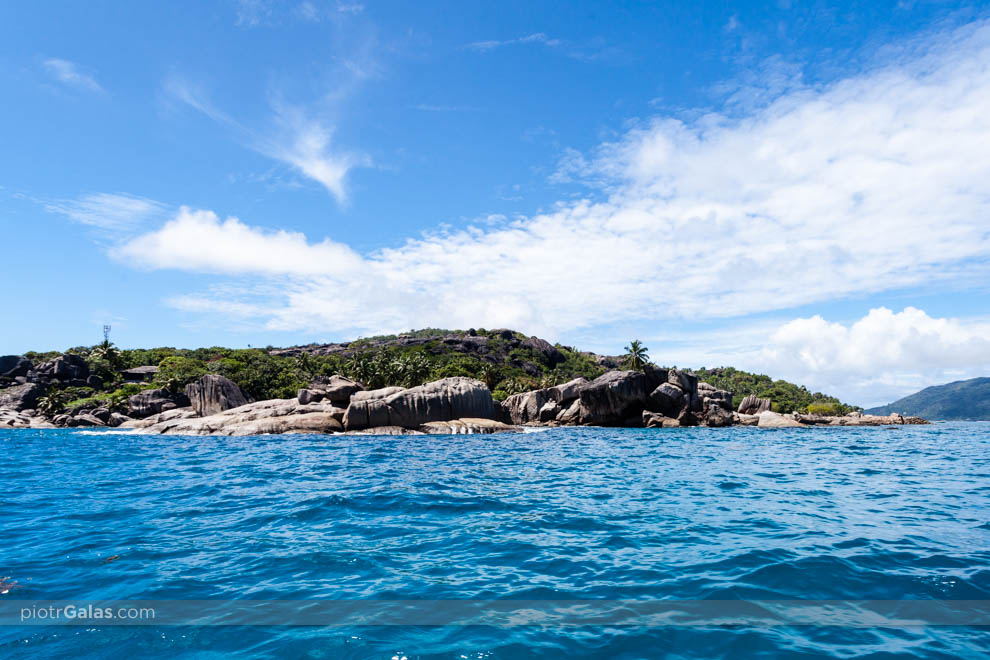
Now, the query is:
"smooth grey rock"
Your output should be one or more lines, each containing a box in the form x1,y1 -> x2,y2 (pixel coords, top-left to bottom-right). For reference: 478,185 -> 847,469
297,388 -> 324,405
73,413 -> 105,427
322,375 -> 364,404
108,412 -> 131,427
648,382 -> 685,416
703,406 -> 733,427
577,370 -> 650,426
538,400 -> 561,423
642,410 -> 680,428
343,377 -> 494,430
522,336 -> 564,366
350,386 -> 405,402
185,375 -> 251,417
502,389 -> 552,424
0,382 -> 44,411
386,377 -> 494,429
86,374 -> 103,389
419,418 -> 520,434
738,395 -> 772,415
127,388 -> 190,419
37,354 -> 89,381
556,398 -> 582,425
0,355 -> 32,379
549,377 -> 589,403
757,411 -> 805,428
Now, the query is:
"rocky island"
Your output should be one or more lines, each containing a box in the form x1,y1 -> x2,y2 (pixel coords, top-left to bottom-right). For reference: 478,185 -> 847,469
0,329 -> 927,434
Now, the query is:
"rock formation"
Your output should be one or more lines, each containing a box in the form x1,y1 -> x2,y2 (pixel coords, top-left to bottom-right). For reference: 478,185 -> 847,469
185,375 -> 252,417
343,377 -> 494,430
738,395 -> 772,415
127,388 -> 190,419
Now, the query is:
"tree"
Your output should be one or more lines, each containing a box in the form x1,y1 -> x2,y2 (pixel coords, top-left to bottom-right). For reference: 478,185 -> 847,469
478,363 -> 501,390
154,356 -> 208,393
622,340 -> 649,371
37,391 -> 67,417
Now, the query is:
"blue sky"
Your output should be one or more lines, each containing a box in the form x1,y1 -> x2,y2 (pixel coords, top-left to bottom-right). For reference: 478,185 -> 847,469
2,0 -> 990,406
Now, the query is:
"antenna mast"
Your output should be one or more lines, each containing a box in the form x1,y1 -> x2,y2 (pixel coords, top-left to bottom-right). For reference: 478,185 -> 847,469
103,324 -> 111,345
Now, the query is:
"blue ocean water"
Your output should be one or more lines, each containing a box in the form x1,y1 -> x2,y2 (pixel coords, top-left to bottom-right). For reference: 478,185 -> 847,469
1,424 -> 988,659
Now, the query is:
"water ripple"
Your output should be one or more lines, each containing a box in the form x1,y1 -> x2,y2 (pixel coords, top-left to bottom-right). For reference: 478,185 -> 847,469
1,423 -> 989,658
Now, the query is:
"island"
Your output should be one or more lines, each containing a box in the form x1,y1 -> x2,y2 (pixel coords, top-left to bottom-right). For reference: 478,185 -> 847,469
0,328 -> 927,433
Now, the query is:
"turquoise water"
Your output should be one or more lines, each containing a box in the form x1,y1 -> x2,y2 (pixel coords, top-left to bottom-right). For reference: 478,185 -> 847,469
1,424 -> 988,658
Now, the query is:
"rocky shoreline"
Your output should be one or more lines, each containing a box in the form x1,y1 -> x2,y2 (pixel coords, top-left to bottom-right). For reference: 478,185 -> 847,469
1,354 -> 927,434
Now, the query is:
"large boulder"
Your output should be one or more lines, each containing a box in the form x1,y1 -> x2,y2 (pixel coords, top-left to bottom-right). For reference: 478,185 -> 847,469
128,388 -> 190,418
738,395 -> 772,415
297,388 -> 324,405
757,411 -> 805,428
386,377 -> 494,428
343,377 -> 494,430
577,370 -> 650,426
0,356 -> 32,379
185,375 -> 252,417
322,375 -> 364,404
502,389 -> 552,425
698,382 -> 733,412
0,382 -> 44,411
648,382 -> 685,416
642,411 -> 680,428
549,377 -> 588,403
37,354 -> 89,381
703,406 -> 733,427
667,369 -> 698,395
522,336 -> 564,367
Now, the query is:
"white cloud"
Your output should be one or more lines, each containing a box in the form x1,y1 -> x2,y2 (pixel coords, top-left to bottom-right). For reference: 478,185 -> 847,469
46,193 -> 165,233
164,78 -> 365,202
759,308 -> 990,406
467,33 -> 561,52
265,107 -> 367,202
43,58 -> 103,93
118,20 -> 990,364
115,207 -> 362,276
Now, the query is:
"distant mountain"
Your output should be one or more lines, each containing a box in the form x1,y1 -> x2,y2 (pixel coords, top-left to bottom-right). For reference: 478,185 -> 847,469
865,377 -> 990,420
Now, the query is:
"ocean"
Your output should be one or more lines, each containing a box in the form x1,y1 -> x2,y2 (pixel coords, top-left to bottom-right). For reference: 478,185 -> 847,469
1,424 -> 988,658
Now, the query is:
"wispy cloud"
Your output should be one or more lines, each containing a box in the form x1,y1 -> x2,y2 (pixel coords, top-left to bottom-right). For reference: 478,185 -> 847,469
466,33 -> 561,52
163,77 -> 366,202
117,20 -> 990,392
413,103 -> 481,112
42,58 -> 104,93
46,193 -> 166,234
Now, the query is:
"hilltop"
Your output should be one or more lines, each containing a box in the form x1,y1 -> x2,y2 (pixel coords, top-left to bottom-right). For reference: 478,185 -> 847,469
865,377 -> 990,420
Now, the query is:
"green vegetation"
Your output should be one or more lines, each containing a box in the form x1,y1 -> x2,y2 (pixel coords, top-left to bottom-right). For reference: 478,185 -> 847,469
15,329 -> 856,416
64,383 -> 152,412
693,366 -> 858,414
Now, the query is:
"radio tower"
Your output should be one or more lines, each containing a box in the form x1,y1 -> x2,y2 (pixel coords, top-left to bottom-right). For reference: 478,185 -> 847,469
103,324 -> 111,346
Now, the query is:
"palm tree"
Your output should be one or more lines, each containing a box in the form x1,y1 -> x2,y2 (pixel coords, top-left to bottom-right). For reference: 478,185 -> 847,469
37,391 -> 67,418
91,342 -> 124,371
478,363 -> 501,390
622,340 -> 649,371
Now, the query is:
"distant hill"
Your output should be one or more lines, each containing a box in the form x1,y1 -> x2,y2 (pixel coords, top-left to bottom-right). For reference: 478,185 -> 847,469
865,377 -> 990,420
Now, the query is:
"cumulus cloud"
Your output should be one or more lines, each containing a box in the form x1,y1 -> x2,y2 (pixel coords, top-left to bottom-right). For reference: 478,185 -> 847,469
43,58 -> 103,93
46,193 -> 165,233
759,308 -> 990,406
115,207 -> 362,276
118,20 -> 990,352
